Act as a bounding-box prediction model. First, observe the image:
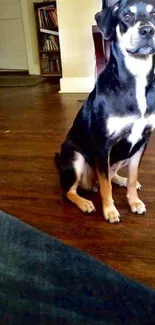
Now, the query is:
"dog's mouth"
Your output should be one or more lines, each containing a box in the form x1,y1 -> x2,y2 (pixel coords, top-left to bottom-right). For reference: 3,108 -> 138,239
136,46 -> 154,55
127,44 -> 155,56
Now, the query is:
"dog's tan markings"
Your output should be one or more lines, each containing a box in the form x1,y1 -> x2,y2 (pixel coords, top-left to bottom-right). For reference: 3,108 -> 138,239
66,152 -> 96,213
130,6 -> 137,14
67,190 -> 96,213
127,147 -> 146,214
146,4 -> 153,13
97,167 -> 120,223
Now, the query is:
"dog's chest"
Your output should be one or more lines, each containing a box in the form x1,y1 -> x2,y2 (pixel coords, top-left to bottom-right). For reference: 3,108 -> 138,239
107,114 -> 155,146
128,116 -> 154,146
135,75 -> 147,115
107,72 -> 155,146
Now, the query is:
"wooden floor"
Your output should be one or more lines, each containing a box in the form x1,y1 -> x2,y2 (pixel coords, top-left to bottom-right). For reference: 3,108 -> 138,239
0,82 -> 155,289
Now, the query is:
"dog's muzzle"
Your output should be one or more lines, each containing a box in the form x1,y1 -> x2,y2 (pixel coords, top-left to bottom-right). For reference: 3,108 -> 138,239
128,24 -> 155,55
136,25 -> 155,55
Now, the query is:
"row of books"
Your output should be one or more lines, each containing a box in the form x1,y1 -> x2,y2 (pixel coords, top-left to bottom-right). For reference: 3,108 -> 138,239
38,5 -> 58,29
41,54 -> 61,73
42,35 -> 60,51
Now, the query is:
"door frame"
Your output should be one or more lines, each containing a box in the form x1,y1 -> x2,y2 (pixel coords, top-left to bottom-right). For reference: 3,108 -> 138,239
20,0 -> 40,75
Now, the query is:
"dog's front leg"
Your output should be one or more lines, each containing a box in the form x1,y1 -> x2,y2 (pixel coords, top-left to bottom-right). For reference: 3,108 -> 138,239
127,145 -> 146,215
97,152 -> 120,223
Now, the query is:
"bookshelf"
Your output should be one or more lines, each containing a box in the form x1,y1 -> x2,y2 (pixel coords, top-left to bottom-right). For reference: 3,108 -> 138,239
34,1 -> 62,77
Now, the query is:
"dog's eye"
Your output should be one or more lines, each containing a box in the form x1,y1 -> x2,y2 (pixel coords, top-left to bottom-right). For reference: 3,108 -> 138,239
123,12 -> 133,21
152,12 -> 155,19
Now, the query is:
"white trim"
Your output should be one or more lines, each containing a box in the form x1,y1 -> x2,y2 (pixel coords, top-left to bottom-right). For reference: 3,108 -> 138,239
59,77 -> 95,93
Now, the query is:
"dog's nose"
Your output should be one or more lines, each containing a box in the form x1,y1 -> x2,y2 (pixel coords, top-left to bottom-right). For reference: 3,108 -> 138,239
139,25 -> 154,39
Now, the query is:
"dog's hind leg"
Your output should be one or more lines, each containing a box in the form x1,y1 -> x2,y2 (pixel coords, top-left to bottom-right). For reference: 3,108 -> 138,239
60,151 -> 96,213
112,174 -> 142,190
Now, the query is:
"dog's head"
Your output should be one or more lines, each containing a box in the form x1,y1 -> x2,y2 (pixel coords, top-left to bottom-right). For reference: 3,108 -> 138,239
95,0 -> 155,56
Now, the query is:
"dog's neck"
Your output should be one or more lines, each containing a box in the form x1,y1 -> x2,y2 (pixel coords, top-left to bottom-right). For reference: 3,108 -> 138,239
111,40 -> 153,82
108,40 -> 154,116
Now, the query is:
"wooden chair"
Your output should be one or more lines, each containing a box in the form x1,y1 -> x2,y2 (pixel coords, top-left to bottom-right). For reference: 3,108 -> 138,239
92,0 -> 118,76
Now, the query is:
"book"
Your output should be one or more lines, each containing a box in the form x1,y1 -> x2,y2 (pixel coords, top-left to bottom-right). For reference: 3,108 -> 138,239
38,9 -> 42,27
56,59 -> 61,72
41,54 -> 50,73
41,54 -> 62,74
42,34 -> 60,51
38,5 -> 58,29
49,59 -> 57,72
49,9 -> 58,26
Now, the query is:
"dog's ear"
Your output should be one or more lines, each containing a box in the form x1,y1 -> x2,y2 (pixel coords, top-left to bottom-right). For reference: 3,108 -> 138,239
95,2 -> 120,40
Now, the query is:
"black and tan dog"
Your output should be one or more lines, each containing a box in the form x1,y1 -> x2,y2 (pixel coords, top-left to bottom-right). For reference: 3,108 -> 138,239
55,0 -> 155,223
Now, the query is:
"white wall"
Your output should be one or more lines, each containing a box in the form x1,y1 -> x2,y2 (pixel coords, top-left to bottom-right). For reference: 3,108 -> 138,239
57,0 -> 101,92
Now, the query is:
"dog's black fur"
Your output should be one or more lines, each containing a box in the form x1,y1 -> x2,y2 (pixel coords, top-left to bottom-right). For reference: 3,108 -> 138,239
55,0 -> 155,223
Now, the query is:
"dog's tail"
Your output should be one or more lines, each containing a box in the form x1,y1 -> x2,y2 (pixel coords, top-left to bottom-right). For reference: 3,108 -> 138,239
55,153 -> 61,171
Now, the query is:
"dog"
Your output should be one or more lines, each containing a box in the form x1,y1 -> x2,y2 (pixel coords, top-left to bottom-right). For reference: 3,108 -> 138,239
55,0 -> 155,223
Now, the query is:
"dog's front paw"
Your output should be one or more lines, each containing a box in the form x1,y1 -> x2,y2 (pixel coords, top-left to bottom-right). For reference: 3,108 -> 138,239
77,198 -> 96,213
103,204 -> 120,224
129,199 -> 146,215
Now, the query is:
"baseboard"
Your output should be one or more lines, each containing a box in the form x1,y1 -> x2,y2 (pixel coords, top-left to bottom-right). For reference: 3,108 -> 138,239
0,69 -> 29,75
59,77 -> 95,93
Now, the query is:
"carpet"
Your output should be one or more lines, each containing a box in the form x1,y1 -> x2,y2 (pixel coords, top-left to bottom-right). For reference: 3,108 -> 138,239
0,210 -> 155,325
0,75 -> 45,87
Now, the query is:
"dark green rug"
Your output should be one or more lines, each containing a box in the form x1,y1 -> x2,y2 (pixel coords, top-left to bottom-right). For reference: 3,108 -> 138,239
0,75 -> 45,87
0,209 -> 155,325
